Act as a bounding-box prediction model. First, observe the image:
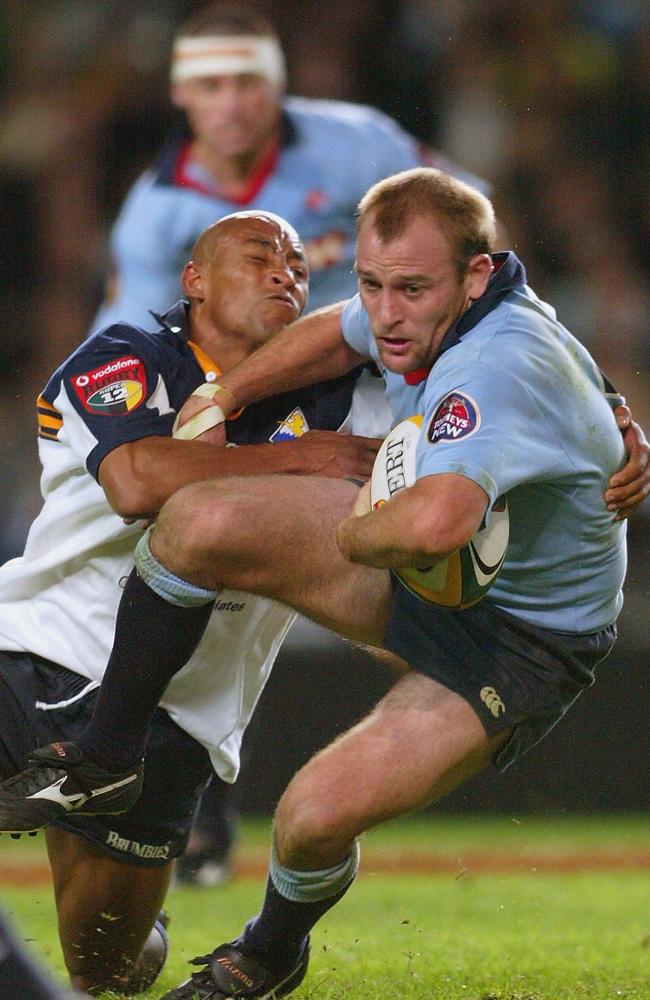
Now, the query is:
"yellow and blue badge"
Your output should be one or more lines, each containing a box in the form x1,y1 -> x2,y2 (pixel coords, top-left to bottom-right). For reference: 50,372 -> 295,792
270,407 -> 309,442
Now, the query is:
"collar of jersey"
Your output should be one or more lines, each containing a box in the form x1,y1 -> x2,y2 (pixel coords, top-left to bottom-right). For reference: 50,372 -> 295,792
154,112 -> 298,198
401,251 -> 527,384
152,299 -> 222,376
151,300 -> 247,417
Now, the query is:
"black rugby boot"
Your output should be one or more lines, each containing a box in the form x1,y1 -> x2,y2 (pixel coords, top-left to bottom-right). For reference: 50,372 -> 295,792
158,939 -> 310,999
0,741 -> 143,833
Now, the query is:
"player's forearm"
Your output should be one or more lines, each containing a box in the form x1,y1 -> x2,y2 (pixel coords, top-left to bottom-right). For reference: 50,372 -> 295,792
337,502 -> 451,569
99,434 -> 375,519
216,303 -> 364,414
337,475 -> 486,569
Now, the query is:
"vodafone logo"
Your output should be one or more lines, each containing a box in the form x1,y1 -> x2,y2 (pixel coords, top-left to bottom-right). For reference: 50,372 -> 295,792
71,355 -> 146,416
94,358 -> 139,381
75,358 -> 140,387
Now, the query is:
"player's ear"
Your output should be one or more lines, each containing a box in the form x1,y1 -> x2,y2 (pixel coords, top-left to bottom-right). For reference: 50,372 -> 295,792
466,253 -> 493,301
181,260 -> 205,301
171,82 -> 189,110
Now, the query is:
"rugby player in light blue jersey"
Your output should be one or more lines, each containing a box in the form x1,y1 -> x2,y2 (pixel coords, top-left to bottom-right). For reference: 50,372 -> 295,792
2,170 -> 648,1000
91,2 -> 490,335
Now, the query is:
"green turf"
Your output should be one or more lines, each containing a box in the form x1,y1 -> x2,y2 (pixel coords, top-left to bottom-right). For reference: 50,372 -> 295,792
2,816 -> 649,999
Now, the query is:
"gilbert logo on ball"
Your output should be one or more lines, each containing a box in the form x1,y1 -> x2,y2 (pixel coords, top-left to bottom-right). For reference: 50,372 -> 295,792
370,415 -> 509,608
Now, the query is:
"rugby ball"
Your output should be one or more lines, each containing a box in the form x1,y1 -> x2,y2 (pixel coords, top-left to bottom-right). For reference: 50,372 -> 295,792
370,415 -> 509,608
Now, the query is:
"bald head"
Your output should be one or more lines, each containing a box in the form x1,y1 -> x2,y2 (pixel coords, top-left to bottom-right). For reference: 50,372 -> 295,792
191,211 -> 304,265
182,212 -> 309,355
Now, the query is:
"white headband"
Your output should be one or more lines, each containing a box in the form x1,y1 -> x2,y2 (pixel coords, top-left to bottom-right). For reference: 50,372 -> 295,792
171,35 -> 286,87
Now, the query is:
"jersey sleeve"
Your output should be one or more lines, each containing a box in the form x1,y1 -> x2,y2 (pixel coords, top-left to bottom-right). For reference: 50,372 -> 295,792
57,325 -> 175,480
416,362 -> 568,504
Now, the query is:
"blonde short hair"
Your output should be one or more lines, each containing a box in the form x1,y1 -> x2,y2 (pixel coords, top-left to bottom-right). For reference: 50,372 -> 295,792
358,168 -> 496,277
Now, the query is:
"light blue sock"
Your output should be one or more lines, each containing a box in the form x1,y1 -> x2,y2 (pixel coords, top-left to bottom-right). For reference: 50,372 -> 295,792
135,526 -> 220,607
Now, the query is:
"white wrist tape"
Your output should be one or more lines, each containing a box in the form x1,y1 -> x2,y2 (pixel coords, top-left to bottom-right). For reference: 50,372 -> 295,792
172,383 -> 227,440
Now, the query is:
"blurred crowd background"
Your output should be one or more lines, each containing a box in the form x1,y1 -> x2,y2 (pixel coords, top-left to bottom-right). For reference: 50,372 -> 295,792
0,2 -> 648,814
2,0 -> 650,558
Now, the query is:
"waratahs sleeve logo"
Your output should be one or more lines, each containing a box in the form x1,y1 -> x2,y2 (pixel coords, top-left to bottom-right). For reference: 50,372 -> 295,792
427,391 -> 480,444
71,356 -> 147,415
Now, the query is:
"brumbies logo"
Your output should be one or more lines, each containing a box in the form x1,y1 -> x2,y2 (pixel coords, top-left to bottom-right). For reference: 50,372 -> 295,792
72,356 -> 146,415
270,407 -> 309,442
427,391 -> 480,444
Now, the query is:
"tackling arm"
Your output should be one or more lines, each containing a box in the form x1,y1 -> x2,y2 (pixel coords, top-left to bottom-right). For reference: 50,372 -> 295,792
99,431 -> 381,521
210,303 -> 365,416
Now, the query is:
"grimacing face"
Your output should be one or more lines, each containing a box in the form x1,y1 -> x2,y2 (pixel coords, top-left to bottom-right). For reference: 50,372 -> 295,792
198,216 -> 309,346
172,73 -> 281,159
355,213 -> 491,374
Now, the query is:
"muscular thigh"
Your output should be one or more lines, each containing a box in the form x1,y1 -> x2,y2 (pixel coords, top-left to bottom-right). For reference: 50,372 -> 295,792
156,475 -> 392,646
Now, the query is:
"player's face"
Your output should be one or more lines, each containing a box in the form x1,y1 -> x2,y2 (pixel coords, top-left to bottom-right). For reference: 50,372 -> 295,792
172,74 -> 281,158
202,218 -> 309,345
356,215 -> 490,374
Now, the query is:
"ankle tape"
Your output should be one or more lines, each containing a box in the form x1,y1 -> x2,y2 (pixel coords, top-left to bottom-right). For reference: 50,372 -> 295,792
135,527 -> 220,607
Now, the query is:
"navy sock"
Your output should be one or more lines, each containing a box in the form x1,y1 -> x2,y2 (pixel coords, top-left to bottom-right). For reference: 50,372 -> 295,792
77,568 -> 214,772
239,850 -> 358,973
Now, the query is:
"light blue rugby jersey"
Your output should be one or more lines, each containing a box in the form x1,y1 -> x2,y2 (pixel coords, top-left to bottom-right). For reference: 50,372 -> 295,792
91,97 -> 490,334
341,254 -> 627,635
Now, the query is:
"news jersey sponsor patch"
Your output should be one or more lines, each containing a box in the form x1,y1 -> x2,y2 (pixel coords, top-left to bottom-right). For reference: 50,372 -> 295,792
71,356 -> 147,415
427,391 -> 480,444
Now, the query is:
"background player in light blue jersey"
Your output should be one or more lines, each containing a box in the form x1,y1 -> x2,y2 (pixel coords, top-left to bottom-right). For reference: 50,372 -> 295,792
1,168 -> 648,1000
91,1 -> 491,335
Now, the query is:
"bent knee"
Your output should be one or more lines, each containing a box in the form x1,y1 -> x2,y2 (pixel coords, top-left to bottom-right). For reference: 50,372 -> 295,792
153,482 -> 239,575
275,786 -> 355,870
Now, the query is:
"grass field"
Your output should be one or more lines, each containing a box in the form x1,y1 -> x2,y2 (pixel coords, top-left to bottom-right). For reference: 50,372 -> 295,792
2,815 -> 649,999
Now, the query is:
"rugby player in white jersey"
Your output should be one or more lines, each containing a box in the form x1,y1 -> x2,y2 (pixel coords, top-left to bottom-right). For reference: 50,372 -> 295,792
0,211 -> 382,994
91,0 -> 473,886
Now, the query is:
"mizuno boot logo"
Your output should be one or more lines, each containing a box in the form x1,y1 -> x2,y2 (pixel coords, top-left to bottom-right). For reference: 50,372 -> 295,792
29,773 -> 139,812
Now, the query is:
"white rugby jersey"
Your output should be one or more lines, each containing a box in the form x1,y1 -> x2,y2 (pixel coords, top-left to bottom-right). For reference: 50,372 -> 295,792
0,303 -> 386,781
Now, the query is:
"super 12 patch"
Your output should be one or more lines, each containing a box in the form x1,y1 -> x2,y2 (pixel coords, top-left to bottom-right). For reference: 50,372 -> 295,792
71,356 -> 147,415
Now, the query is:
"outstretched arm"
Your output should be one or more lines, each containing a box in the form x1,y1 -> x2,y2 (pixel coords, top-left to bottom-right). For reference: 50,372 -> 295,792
212,302 -> 365,416
99,430 -> 381,521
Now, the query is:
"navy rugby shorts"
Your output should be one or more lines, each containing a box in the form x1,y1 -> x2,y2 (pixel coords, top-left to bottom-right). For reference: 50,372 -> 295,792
0,652 -> 213,866
383,583 -> 617,771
